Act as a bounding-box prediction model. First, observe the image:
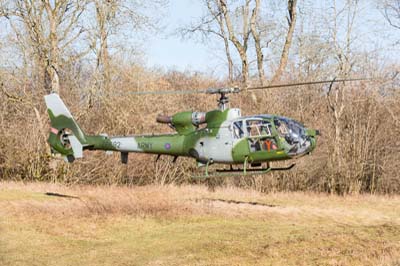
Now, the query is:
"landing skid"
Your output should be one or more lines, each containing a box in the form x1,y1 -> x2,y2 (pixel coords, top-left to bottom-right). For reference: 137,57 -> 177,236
192,162 -> 296,179
216,163 -> 295,172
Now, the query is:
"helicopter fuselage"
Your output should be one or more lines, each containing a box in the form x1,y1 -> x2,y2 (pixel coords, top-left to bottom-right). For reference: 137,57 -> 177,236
45,93 -> 318,167
43,78 -> 369,174
82,110 -> 318,165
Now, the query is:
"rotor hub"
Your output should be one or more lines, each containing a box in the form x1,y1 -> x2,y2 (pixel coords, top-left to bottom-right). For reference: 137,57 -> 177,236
205,87 -> 241,95
206,87 -> 240,110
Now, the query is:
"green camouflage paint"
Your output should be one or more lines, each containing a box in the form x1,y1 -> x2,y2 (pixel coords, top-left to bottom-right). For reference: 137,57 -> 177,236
45,94 -> 317,166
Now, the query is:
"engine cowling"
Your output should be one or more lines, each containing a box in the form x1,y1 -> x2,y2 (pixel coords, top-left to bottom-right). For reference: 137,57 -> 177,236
156,111 -> 206,134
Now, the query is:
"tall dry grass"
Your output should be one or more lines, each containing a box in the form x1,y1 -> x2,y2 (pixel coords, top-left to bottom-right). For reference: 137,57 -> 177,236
2,181 -> 400,226
0,62 -> 399,194
2,181 -> 400,266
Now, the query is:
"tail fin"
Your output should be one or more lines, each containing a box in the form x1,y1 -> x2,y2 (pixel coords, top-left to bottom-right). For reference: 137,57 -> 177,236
44,93 -> 86,162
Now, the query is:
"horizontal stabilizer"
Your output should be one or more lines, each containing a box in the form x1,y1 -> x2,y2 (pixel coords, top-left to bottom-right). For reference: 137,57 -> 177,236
68,135 -> 83,159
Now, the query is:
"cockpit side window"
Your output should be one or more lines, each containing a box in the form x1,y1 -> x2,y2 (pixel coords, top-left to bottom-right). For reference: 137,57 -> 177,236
260,122 -> 272,136
246,120 -> 272,137
274,118 -> 289,137
246,120 -> 260,137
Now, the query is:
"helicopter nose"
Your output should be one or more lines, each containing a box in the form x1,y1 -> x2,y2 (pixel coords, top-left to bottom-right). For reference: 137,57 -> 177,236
309,134 -> 316,150
305,128 -> 319,138
304,128 -> 318,152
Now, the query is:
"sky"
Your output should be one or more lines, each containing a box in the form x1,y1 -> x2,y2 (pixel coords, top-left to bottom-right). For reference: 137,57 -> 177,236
144,0 -> 400,75
145,0 -> 220,73
1,0 -> 398,75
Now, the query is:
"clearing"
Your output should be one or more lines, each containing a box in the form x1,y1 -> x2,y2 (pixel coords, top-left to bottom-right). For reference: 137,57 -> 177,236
1,181 -> 400,266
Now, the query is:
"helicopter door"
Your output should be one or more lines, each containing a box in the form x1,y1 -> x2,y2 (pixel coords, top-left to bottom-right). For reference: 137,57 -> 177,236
232,120 -> 245,139
230,120 -> 249,162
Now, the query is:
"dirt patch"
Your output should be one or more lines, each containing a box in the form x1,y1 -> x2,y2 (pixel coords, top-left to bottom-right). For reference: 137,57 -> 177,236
197,198 -> 279,207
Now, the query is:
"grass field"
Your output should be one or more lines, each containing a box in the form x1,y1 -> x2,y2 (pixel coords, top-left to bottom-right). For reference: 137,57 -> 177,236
1,182 -> 400,266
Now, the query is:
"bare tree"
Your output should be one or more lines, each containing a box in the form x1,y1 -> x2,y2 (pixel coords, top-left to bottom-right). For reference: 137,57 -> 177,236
0,1 -> 6,17
93,0 -> 116,93
219,0 -> 252,86
180,0 -> 254,86
1,0 -> 90,94
215,4 -> 235,83
92,0 -> 165,92
271,0 -> 297,83
383,0 -> 400,29
180,0 -> 234,83
183,0 -> 299,86
325,0 -> 360,193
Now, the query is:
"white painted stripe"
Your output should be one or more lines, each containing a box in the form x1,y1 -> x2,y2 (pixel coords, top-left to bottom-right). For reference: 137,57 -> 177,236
110,137 -> 143,152
44,93 -> 73,118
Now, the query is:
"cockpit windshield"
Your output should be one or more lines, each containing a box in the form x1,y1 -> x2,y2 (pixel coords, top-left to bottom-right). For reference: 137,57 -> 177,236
274,117 -> 310,156
274,117 -> 305,143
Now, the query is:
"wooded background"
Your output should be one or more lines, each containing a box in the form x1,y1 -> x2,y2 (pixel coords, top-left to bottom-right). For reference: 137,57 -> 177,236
0,0 -> 399,194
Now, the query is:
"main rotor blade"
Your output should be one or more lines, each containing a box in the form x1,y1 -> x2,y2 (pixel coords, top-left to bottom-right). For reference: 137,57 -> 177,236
246,78 -> 370,91
118,77 -> 370,96
125,88 -> 207,95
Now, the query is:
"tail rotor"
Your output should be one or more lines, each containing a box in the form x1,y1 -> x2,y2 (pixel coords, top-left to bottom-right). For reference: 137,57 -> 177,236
44,93 -> 86,162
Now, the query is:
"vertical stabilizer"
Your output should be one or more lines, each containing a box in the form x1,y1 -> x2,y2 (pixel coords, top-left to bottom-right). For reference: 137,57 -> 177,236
44,93 -> 86,161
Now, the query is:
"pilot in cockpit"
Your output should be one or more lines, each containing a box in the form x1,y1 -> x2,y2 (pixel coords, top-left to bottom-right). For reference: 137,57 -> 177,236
275,120 -> 288,136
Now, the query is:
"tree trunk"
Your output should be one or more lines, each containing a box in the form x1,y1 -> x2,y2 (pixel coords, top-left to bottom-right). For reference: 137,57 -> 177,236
250,0 -> 264,85
217,12 -> 234,84
219,0 -> 250,87
224,36 -> 234,83
240,52 -> 249,87
96,1 -> 111,92
271,0 -> 297,83
44,2 -> 60,94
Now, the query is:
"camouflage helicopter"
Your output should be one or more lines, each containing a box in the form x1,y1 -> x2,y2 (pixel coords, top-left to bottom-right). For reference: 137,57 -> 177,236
44,78 -> 362,178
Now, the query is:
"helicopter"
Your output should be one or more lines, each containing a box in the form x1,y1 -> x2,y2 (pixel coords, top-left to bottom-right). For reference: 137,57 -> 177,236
44,78 -> 364,178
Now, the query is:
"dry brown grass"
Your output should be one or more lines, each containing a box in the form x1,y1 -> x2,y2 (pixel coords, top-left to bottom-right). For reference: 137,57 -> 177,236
2,181 -> 400,223
1,182 -> 198,220
1,181 -> 400,266
1,67 -> 399,194
0,182 -> 400,265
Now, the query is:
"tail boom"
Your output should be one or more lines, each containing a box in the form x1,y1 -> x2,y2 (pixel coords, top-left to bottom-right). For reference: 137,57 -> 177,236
44,93 -> 186,163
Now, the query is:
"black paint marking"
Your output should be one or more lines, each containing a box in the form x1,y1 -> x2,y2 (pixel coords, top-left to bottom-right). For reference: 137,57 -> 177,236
45,192 -> 80,199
